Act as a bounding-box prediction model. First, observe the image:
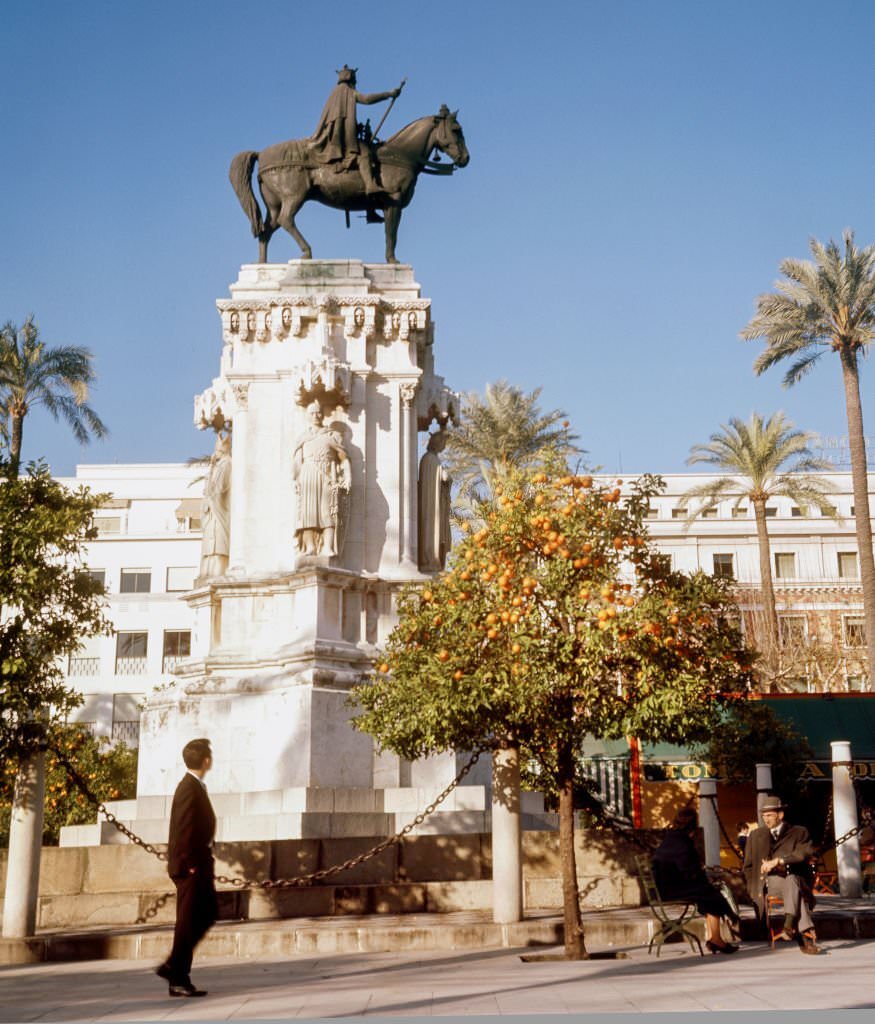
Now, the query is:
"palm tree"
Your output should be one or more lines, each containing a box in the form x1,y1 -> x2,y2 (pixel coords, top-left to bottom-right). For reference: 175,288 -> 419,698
0,316 -> 108,478
741,231 -> 875,683
682,412 -> 835,660
445,379 -> 581,512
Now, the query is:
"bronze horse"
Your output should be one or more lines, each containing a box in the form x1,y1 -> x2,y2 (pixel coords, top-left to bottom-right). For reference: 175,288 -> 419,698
230,109 -> 469,264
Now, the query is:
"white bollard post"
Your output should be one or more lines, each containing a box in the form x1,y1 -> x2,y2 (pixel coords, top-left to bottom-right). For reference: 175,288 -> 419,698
492,744 -> 523,924
831,741 -> 862,898
2,752 -> 46,938
698,778 -> 721,867
756,763 -> 773,817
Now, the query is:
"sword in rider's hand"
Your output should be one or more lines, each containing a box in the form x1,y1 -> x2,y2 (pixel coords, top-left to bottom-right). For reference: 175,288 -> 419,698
373,78 -> 407,142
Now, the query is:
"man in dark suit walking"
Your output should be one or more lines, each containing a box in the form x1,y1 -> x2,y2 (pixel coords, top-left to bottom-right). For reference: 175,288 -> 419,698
155,738 -> 218,997
743,795 -> 819,953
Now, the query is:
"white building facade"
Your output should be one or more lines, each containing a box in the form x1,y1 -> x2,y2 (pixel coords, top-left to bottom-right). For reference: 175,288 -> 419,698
57,463 -> 205,743
58,465 -> 870,746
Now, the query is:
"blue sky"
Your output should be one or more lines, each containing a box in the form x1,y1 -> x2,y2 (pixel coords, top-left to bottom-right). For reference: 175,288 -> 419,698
3,0 -> 875,475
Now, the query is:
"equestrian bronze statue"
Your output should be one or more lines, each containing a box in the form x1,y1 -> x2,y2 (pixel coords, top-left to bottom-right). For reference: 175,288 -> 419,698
229,67 -> 470,264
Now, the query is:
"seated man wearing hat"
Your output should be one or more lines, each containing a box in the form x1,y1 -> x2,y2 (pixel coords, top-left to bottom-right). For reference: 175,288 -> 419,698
742,795 -> 819,954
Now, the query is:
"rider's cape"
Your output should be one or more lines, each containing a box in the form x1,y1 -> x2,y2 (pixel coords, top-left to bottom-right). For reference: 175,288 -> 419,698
310,83 -> 360,166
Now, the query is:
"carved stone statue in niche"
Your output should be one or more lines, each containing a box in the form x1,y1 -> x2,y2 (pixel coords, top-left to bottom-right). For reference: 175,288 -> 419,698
291,401 -> 351,557
418,430 -> 451,572
199,431 -> 232,579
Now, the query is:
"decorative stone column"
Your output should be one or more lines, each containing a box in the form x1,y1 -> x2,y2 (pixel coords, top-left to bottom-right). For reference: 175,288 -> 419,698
399,381 -> 419,572
227,381 -> 249,572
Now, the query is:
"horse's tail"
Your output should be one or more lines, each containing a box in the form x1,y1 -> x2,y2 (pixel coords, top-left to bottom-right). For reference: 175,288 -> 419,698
229,151 -> 263,238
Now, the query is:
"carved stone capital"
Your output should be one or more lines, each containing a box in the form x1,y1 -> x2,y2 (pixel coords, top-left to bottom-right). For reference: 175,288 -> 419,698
294,357 -> 351,410
230,381 -> 250,412
399,381 -> 419,408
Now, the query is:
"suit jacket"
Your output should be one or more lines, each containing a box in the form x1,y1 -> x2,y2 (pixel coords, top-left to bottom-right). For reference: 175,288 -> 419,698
167,773 -> 216,881
742,822 -> 814,908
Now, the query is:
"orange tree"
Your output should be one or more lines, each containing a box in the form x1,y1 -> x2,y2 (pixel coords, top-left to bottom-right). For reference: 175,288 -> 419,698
352,468 -> 753,958
0,724 -> 137,845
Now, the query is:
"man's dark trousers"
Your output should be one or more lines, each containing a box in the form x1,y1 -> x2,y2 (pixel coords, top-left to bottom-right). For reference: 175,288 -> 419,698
165,773 -> 217,984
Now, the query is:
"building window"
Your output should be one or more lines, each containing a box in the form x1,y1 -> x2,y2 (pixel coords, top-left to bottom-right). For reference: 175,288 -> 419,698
644,505 -> 659,520
774,552 -> 796,579
838,552 -> 859,580
779,616 -> 807,646
166,566 -> 197,592
115,632 -> 148,675
765,506 -> 778,518
791,506 -> 803,518
175,498 -> 203,534
701,507 -> 718,519
671,507 -> 687,520
162,630 -> 191,673
712,553 -> 734,580
823,504 -> 839,517
94,516 -> 122,535
68,635 -> 101,677
111,693 -> 143,748
844,616 -> 865,647
120,568 -> 151,594
731,506 -> 749,519
86,569 -> 106,588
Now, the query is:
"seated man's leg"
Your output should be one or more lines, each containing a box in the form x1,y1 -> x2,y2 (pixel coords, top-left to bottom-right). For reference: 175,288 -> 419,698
771,875 -> 814,934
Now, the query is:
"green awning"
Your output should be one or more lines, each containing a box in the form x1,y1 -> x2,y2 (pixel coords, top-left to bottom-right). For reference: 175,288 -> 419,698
761,695 -> 875,761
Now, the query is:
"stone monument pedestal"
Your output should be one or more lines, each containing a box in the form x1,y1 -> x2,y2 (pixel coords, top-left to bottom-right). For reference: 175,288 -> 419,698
60,260 -> 556,847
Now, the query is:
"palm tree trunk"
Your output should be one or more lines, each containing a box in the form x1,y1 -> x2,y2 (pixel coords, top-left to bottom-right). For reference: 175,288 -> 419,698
9,412 -> 23,480
752,497 -> 779,664
839,348 -> 875,688
557,737 -> 587,958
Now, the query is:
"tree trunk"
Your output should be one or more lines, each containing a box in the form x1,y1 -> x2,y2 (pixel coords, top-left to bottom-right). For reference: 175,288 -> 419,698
557,737 -> 587,958
9,412 -> 24,479
491,741 -> 522,924
752,496 -> 778,665
839,347 -> 875,688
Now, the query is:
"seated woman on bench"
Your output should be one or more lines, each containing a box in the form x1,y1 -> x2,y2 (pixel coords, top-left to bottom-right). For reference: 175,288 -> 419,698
652,807 -> 739,955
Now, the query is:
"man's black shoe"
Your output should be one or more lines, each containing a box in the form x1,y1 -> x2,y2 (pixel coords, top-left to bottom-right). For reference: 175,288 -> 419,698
155,963 -> 174,983
169,983 -> 207,997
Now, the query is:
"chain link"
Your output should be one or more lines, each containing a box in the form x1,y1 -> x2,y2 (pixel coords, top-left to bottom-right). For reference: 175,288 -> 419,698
50,743 -> 486,895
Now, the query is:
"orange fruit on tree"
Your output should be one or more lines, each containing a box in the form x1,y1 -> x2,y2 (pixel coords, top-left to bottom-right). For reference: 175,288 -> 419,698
438,650 -> 450,662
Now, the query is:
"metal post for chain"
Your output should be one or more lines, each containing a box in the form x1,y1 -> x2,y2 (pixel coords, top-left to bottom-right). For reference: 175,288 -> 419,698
831,743 -> 862,897
697,778 -> 721,868
51,744 -> 487,899
755,763 -> 773,817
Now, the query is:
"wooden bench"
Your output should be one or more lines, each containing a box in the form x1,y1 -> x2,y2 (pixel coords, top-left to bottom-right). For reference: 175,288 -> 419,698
635,854 -> 704,957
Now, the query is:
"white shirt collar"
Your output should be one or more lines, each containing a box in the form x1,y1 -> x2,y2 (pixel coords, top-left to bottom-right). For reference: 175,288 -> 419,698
187,769 -> 207,790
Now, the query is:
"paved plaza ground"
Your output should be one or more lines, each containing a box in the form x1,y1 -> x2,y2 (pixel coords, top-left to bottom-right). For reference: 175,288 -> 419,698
1,936 -> 874,1021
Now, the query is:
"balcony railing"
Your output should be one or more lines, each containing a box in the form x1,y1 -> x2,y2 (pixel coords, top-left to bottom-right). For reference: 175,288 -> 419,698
115,656 -> 148,676
111,720 -> 140,747
162,654 -> 186,674
68,656 -> 100,677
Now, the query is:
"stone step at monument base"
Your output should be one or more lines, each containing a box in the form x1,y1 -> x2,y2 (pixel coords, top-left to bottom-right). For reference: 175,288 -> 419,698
1,874 -> 642,934
58,787 -> 557,846
61,809 -> 558,846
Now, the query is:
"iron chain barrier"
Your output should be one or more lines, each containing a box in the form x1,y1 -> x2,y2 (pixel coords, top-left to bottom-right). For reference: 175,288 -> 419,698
51,744 -> 871,925
51,744 -> 486,921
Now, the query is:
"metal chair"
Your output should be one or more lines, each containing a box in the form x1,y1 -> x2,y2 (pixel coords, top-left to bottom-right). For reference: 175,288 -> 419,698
635,854 -> 704,957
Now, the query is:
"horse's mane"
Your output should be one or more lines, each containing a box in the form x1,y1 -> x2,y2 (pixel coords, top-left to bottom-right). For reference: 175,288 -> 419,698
381,115 -> 435,150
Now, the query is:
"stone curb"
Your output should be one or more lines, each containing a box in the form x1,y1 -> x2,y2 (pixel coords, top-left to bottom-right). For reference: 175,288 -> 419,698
3,905 -> 874,966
